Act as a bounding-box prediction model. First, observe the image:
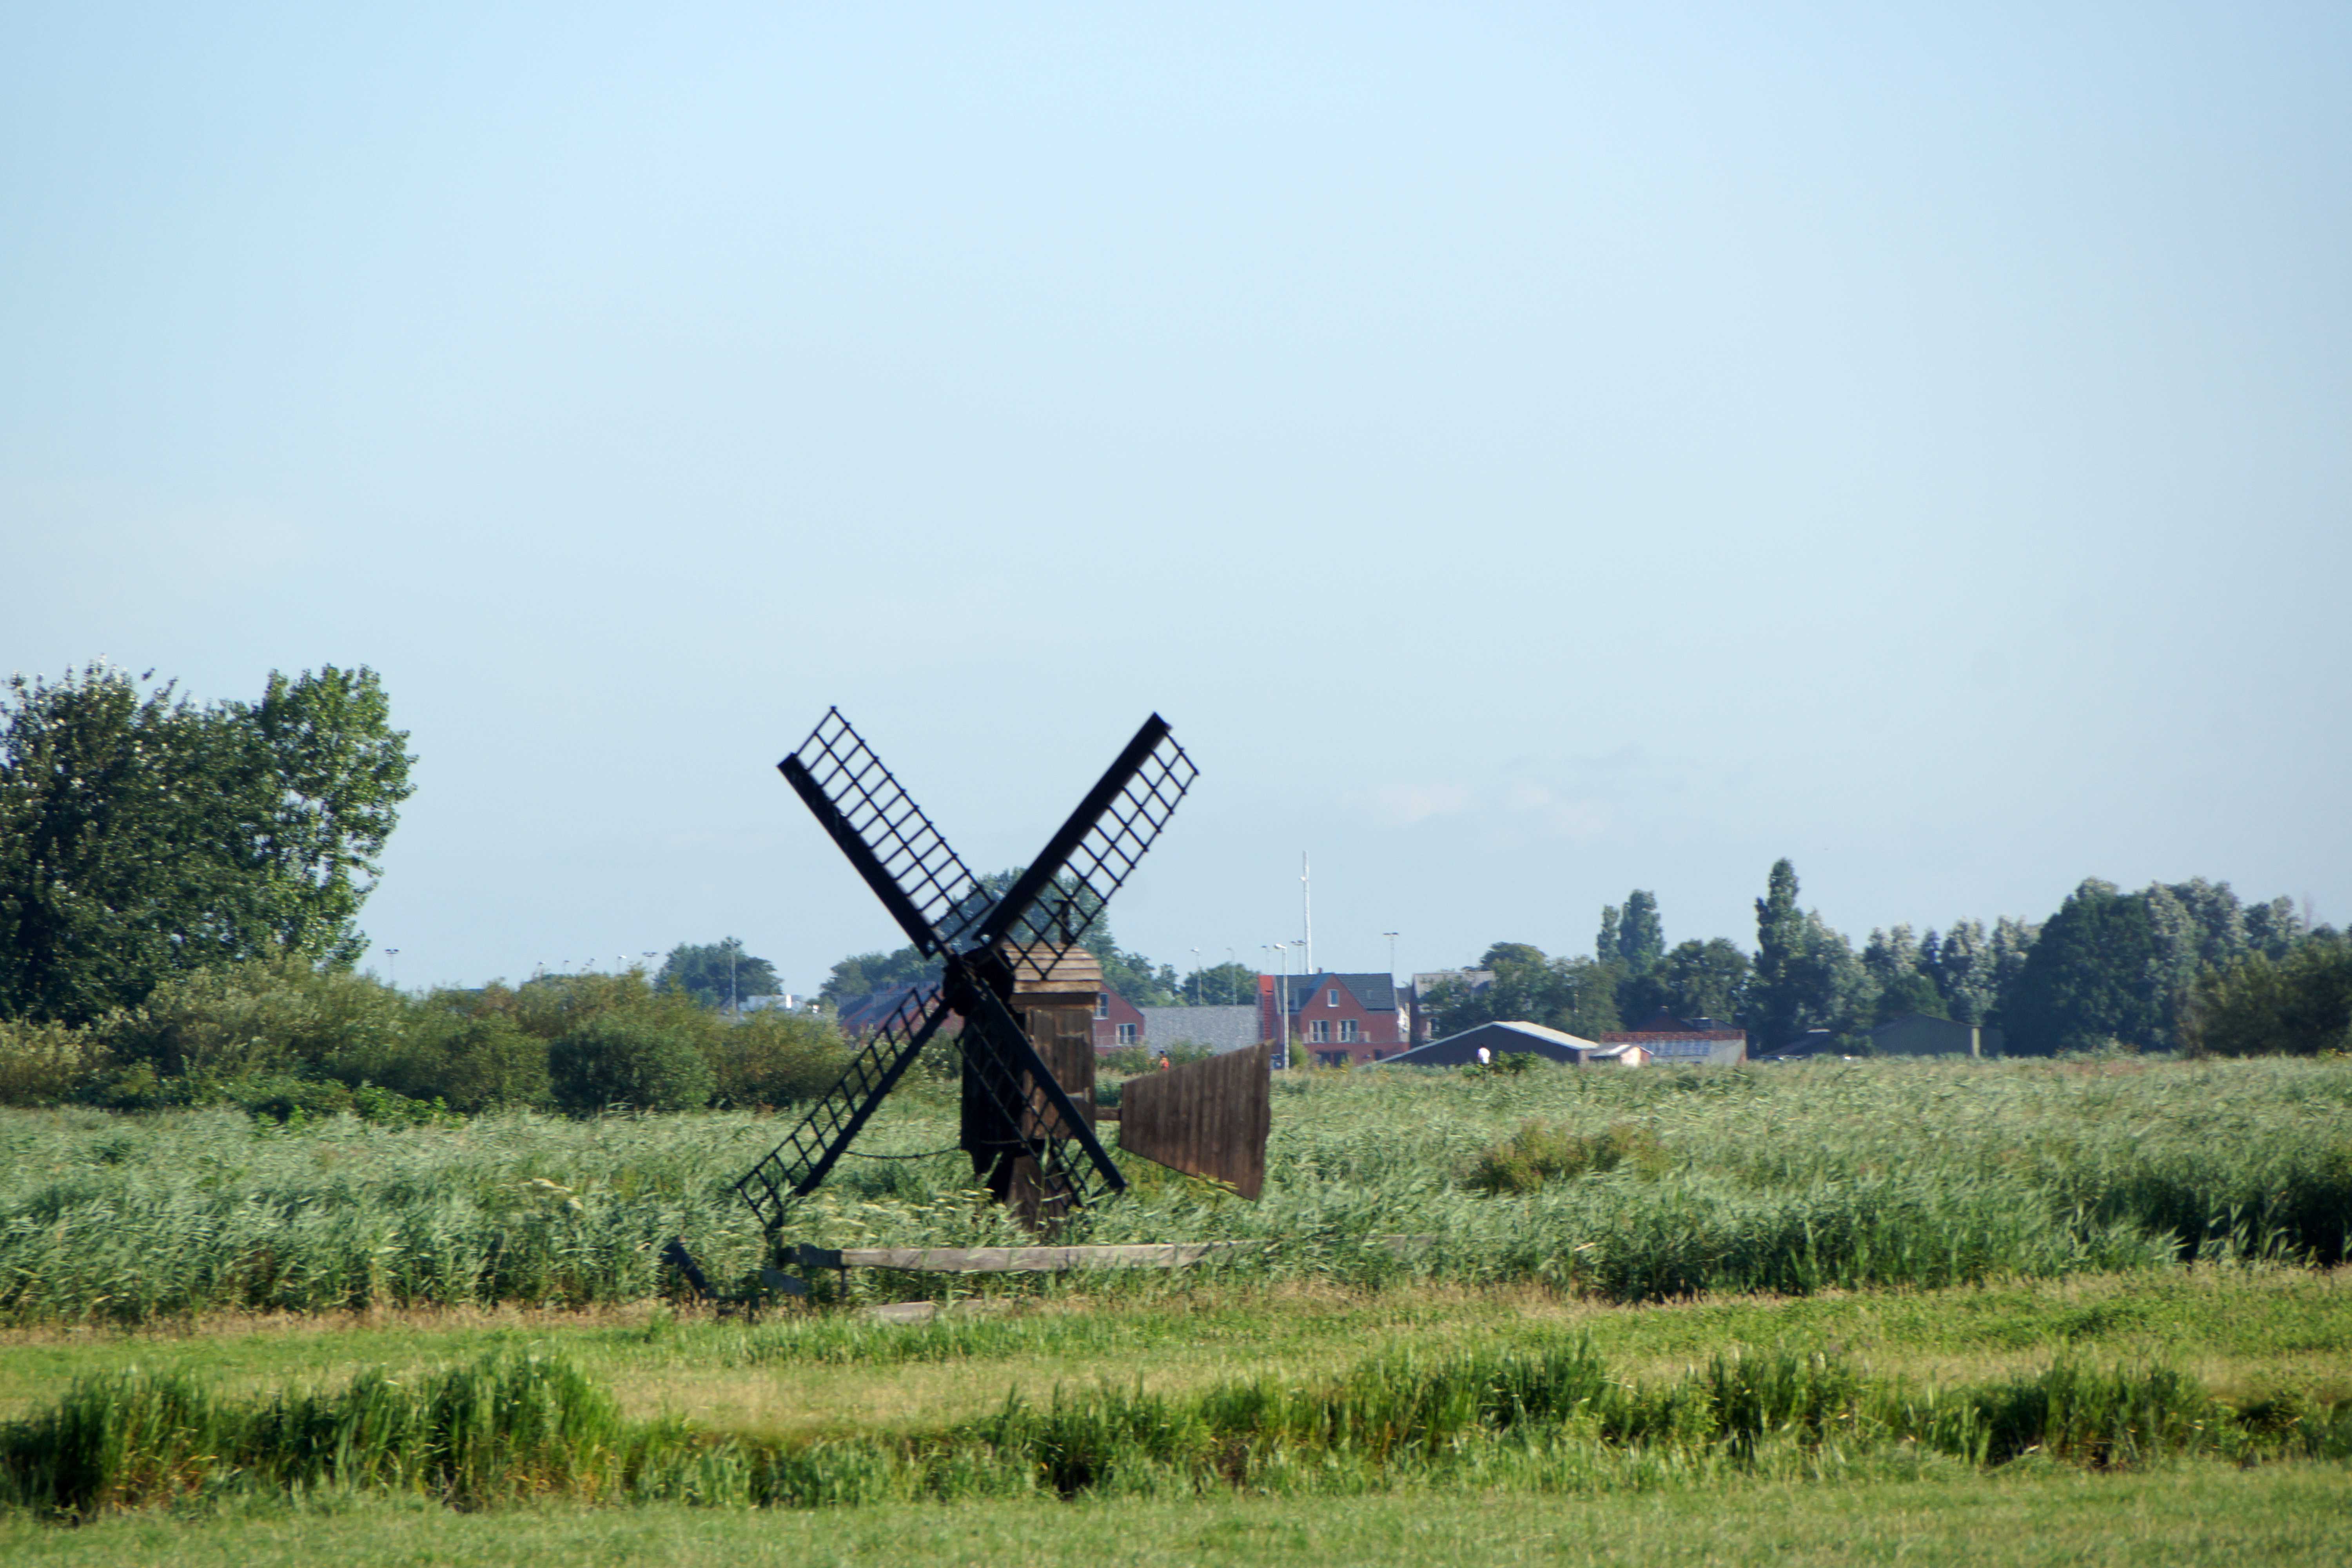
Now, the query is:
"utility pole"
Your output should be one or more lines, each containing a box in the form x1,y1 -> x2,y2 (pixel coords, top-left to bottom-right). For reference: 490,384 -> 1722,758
1271,943 -> 1289,1068
1301,853 -> 1313,978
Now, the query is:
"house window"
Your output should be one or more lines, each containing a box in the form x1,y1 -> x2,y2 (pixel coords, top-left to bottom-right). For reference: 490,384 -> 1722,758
1116,1022 -> 1137,1045
1317,1049 -> 1349,1068
1339,1019 -> 1359,1042
1327,987 -> 1339,1006
1095,994 -> 1109,1019
1308,1019 -> 1330,1043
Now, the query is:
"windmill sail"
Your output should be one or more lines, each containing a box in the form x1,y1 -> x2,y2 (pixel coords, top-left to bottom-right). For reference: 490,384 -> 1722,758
733,980 -> 957,1233
779,708 -> 987,955
738,708 -> 1200,1241
977,715 -> 1197,966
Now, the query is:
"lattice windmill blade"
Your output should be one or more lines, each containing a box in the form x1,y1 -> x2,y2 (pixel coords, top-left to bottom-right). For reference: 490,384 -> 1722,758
778,707 -> 985,956
970,714 -> 1198,965
739,707 -> 1200,1249
733,979 -> 958,1232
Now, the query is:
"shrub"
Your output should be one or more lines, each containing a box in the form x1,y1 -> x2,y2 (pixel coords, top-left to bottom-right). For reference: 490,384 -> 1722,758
1465,1120 -> 1669,1195
96,951 -> 404,1081
549,1013 -> 715,1112
2183,935 -> 2352,1057
1097,1043 -> 1214,1076
703,1011 -> 848,1108
0,1018 -> 108,1106
214,1073 -> 357,1122
327,1011 -> 551,1112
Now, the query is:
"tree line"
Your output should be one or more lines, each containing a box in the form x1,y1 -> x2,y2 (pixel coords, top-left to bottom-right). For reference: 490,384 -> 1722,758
0,952 -> 849,1117
6,664 -> 2340,1083
1424,859 -> 2345,1057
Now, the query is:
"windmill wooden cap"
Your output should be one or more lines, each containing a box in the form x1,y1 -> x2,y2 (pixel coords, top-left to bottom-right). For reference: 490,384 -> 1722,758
1004,943 -> 1105,1004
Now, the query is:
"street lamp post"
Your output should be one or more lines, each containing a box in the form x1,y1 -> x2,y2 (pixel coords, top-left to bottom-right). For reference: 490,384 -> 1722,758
1272,942 -> 1292,1069
1190,949 -> 1201,1005
1384,932 -> 1399,980
385,949 -> 399,989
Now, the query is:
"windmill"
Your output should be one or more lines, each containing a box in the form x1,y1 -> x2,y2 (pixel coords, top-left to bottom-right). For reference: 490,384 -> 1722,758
733,708 -> 1269,1256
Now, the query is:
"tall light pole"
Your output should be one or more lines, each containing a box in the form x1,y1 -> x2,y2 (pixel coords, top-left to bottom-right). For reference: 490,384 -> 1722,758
1227,948 -> 1236,1004
1384,932 -> 1399,980
384,949 -> 399,989
1272,942 -> 1292,1069
1190,948 -> 1201,1005
1300,853 -> 1313,978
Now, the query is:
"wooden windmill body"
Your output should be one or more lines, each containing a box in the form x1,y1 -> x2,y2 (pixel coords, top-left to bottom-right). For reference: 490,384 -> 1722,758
732,711 -> 1272,1252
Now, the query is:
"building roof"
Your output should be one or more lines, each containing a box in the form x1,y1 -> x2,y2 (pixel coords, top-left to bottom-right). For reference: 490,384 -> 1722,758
1136,1004 -> 1261,1054
1273,971 -> 1397,1012
1379,1018 -> 1624,1067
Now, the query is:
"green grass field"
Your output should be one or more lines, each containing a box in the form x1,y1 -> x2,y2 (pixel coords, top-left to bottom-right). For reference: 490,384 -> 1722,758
1,1056 -> 2346,1561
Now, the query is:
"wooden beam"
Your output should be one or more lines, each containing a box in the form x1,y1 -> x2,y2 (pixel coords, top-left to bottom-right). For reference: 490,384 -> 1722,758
797,1241 -> 1267,1272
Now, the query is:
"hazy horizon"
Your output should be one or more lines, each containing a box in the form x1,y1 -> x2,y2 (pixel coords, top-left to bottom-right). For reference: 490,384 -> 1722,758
8,4 -> 2346,994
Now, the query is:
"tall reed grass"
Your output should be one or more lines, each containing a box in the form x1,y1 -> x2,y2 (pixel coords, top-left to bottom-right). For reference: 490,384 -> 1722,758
4,1341 -> 2343,1517
0,1056 -> 2345,1324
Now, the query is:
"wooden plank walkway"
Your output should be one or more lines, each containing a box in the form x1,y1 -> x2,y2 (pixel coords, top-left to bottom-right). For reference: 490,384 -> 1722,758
795,1235 -> 1436,1274
797,1241 -> 1267,1272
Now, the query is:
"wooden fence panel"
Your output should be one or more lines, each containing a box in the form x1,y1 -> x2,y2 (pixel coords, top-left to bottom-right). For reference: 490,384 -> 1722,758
1118,1042 -> 1271,1198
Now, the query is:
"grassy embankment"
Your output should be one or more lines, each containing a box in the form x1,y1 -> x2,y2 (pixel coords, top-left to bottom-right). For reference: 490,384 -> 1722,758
0,1055 -> 2345,1559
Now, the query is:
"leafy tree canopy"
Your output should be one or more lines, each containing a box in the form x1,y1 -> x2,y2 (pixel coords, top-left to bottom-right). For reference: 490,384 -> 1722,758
1426,946 -> 1621,1040
1655,937 -> 1753,1025
2183,932 -> 2352,1058
1176,961 -> 1259,1006
820,947 -> 938,1005
1603,892 -> 1665,974
2003,879 -> 2161,1054
0,662 -> 414,1023
655,938 -> 780,1011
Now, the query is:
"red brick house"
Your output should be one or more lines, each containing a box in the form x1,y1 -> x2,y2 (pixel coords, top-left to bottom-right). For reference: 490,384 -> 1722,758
1260,971 -> 1407,1067
1090,987 -> 1148,1051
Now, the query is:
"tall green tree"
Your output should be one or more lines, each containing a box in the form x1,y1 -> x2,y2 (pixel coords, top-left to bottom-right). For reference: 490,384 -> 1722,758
1749,858 -> 1808,1048
1863,924 -> 1944,1022
819,947 -> 938,1004
1987,915 -> 2040,1022
1655,937 -> 1752,1024
1176,961 -> 1258,1005
657,938 -> 782,1010
2165,878 -> 2249,971
1922,920 -> 1997,1025
1745,860 -> 1872,1047
0,663 -> 413,1023
1425,945 -> 1621,1039
1616,891 -> 1665,973
2244,897 -> 2304,960
1596,893 -> 1664,972
2003,879 -> 2161,1054
2139,884 -> 2207,1048
2182,933 -> 2352,1057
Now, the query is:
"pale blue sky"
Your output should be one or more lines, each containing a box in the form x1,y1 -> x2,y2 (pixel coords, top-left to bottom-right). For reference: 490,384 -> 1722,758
5,3 -> 2346,994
